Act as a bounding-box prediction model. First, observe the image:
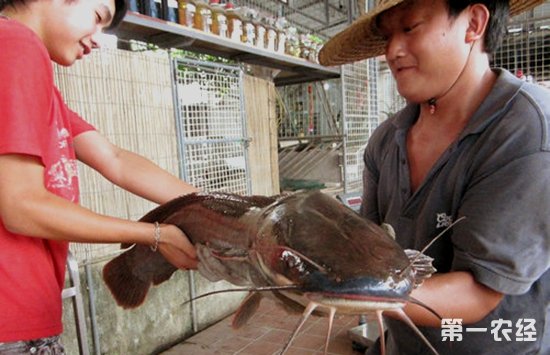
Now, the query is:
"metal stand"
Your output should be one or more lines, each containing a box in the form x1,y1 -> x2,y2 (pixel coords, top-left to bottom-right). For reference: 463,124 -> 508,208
62,251 -> 90,355
347,315 -> 381,353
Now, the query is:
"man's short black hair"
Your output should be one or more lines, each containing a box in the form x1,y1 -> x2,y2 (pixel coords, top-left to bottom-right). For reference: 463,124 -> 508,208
108,0 -> 127,29
447,0 -> 510,55
0,0 -> 128,29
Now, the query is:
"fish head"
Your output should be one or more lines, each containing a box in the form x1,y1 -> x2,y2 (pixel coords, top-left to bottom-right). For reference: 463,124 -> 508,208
253,191 -> 415,313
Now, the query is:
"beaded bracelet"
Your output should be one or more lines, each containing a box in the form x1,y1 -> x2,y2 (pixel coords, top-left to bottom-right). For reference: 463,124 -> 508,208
150,222 -> 161,252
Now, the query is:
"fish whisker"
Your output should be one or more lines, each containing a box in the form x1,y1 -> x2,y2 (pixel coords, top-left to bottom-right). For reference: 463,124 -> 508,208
180,285 -> 301,306
408,296 -> 443,321
398,216 -> 466,277
392,308 -> 439,355
376,310 -> 386,355
279,301 -> 319,354
323,306 -> 337,354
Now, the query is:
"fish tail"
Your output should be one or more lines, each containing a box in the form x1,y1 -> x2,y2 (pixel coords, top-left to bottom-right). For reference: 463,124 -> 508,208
102,252 -> 152,309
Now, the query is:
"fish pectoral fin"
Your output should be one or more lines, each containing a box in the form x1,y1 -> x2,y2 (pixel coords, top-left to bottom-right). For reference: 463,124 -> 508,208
231,292 -> 263,329
196,244 -> 250,285
404,249 -> 437,288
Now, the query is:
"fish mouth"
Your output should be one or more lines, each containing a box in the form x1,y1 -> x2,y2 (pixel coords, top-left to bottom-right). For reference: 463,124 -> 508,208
305,292 -> 407,314
299,271 -> 414,304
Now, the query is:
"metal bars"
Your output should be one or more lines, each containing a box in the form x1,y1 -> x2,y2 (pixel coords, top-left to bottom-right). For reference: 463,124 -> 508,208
276,80 -> 342,139
173,57 -> 251,194
341,59 -> 380,193
493,3 -> 550,87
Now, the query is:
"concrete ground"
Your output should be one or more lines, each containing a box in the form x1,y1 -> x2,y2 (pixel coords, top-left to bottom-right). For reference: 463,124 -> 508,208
161,298 -> 365,355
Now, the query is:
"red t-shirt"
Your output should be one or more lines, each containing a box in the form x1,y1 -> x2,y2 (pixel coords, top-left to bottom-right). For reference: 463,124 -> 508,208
0,18 -> 95,341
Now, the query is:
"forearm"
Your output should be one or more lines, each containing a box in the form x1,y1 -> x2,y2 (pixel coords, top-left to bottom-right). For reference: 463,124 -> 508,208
2,186 -> 156,245
396,271 -> 503,327
74,131 -> 198,205
0,153 -> 198,269
109,148 -> 199,204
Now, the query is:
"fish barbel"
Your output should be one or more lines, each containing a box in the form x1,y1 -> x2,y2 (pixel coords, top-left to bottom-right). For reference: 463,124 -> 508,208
103,190 -> 439,354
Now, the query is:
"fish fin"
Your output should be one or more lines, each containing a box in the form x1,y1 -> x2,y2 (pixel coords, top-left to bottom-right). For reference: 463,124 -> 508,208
232,292 -> 263,329
404,249 -> 437,288
103,244 -> 177,308
152,264 -> 179,285
270,290 -> 306,314
196,244 -> 250,285
269,290 -> 326,317
103,252 -> 151,309
200,193 -> 277,218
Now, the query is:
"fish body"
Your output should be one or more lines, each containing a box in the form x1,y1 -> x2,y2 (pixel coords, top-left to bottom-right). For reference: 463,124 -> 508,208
103,191 -> 436,354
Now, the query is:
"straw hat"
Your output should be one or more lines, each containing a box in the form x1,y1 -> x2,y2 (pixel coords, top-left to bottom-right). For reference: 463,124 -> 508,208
318,0 -> 545,66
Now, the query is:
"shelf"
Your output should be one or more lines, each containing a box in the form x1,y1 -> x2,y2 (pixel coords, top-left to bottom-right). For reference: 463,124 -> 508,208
114,12 -> 341,86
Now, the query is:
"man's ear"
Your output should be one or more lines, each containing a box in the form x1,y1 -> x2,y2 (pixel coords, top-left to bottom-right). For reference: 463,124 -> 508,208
465,4 -> 490,44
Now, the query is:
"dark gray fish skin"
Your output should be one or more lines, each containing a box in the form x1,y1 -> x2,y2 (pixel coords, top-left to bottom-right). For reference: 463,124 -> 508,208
250,191 -> 415,301
103,190 -> 418,311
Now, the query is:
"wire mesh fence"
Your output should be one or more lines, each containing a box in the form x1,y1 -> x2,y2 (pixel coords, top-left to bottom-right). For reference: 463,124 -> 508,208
341,58 -> 380,193
276,80 -> 342,139
493,2 -> 550,87
174,58 -> 250,194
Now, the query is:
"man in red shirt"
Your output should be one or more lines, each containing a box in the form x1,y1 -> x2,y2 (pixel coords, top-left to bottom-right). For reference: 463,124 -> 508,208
0,0 -> 199,352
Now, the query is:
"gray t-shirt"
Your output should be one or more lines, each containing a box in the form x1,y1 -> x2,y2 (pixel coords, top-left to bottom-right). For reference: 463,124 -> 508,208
362,69 -> 550,354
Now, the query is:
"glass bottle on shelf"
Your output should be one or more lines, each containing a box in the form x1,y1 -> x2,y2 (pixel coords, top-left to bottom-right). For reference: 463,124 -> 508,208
164,0 -> 179,23
299,34 -> 311,60
225,2 -> 243,42
177,0 -> 196,27
143,0 -> 162,18
274,17 -> 287,54
264,17 -> 277,52
194,0 -> 212,33
286,27 -> 301,57
128,0 -> 140,13
240,7 -> 256,45
209,0 -> 228,38
254,17 -> 266,49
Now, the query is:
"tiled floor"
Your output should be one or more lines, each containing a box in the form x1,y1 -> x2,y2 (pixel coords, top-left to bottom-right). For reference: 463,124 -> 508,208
161,298 -> 365,355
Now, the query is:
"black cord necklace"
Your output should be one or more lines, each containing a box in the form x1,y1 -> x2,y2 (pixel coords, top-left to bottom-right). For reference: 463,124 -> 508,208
426,42 -> 475,115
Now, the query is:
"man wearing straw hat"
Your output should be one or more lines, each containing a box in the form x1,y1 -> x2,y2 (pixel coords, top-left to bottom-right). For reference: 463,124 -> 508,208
320,0 -> 549,354
0,0 -> 199,352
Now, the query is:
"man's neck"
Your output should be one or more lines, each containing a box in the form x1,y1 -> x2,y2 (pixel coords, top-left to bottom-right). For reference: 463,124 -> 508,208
419,63 -> 497,127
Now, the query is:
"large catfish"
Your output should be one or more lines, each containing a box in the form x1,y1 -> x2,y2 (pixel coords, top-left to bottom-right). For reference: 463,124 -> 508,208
103,191 -> 440,355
